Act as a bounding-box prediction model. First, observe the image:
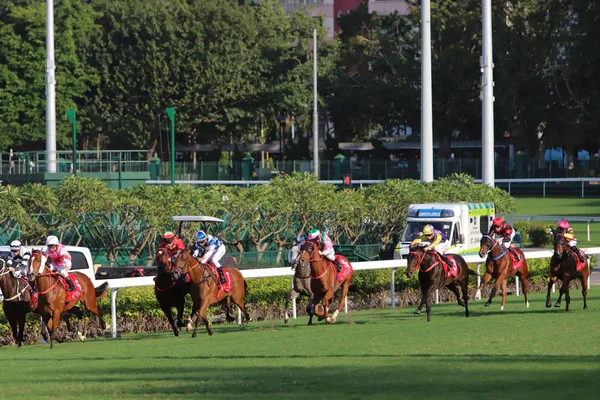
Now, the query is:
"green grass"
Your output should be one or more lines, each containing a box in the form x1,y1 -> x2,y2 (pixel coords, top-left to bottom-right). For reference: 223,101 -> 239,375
514,197 -> 600,247
2,292 -> 599,400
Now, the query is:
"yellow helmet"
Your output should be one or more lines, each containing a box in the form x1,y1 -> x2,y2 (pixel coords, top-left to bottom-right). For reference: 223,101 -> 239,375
422,225 -> 433,235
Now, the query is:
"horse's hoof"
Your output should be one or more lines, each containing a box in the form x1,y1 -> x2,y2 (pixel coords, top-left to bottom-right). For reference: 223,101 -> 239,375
414,309 -> 421,315
500,306 -> 504,311
554,303 -> 561,308
185,324 -> 192,332
174,330 -> 179,337
546,302 -> 552,308
284,318 -> 289,324
326,317 -> 336,323
191,332 -> 197,338
484,303 -> 491,307
526,302 -> 530,308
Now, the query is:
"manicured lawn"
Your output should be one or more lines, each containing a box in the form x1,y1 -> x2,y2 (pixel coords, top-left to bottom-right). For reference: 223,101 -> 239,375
2,292 -> 598,400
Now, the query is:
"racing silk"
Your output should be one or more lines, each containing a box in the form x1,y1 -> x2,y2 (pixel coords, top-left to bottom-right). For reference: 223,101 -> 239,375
489,223 -> 514,241
557,227 -> 577,246
43,244 -> 72,273
413,228 -> 447,247
6,250 -> 31,277
159,237 -> 185,258
193,234 -> 224,260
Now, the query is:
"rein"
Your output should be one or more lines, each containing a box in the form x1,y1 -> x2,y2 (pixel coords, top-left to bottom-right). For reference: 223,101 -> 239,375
301,242 -> 331,280
409,250 -> 441,273
481,235 -> 508,261
35,272 -> 61,295
155,253 -> 177,292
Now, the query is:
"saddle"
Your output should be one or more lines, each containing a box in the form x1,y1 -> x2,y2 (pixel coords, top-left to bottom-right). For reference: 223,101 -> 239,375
57,274 -> 83,304
436,254 -> 458,279
332,255 -> 353,282
205,263 -> 232,294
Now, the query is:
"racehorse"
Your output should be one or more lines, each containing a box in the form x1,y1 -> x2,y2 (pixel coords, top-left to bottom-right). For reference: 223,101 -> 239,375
0,259 -> 36,347
546,232 -> 589,311
154,248 -> 191,336
28,250 -> 108,349
297,241 -> 353,324
171,249 -> 251,337
283,248 -> 314,324
478,235 -> 529,310
406,245 -> 475,322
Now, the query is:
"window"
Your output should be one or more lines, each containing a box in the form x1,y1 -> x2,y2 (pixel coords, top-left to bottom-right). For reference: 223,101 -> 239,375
480,216 -> 490,235
70,252 -> 89,271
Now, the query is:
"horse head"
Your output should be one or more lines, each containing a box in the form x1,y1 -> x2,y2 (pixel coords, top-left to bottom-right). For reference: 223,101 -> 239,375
155,247 -> 172,273
27,250 -> 50,279
553,232 -> 566,260
406,244 -> 427,277
479,235 -> 498,258
172,249 -> 197,280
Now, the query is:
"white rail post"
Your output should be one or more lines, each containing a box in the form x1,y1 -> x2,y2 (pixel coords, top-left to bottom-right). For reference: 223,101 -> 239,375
111,288 -> 119,338
435,289 -> 439,304
390,268 -> 397,308
291,276 -> 297,319
476,263 -> 482,300
587,220 -> 591,242
515,276 -> 520,296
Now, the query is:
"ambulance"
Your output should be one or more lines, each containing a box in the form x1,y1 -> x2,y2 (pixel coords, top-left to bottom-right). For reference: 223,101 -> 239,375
395,202 -> 495,259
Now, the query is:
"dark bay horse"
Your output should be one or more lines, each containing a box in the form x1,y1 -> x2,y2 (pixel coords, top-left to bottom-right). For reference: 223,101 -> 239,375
478,235 -> 529,310
284,247 -> 313,324
298,241 -> 353,324
0,259 -> 35,347
171,249 -> 251,337
406,245 -> 474,322
154,248 -> 191,336
28,251 -> 108,349
546,232 -> 589,311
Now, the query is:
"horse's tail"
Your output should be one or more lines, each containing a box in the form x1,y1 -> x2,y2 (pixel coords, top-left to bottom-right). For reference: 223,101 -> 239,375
244,280 -> 248,296
94,282 -> 109,298
467,269 -> 479,277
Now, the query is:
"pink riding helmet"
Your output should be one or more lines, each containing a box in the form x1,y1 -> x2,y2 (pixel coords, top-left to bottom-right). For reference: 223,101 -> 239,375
557,220 -> 569,229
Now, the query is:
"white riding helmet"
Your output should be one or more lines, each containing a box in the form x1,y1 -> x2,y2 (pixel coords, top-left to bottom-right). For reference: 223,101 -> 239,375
9,240 -> 21,252
45,235 -> 60,246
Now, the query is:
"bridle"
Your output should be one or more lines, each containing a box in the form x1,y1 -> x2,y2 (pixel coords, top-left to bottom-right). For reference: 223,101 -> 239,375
0,260 -> 30,302
408,247 -> 441,273
480,235 -> 507,260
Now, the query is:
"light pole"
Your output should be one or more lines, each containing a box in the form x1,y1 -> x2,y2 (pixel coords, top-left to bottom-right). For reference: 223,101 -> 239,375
66,109 -> 77,176
165,107 -> 176,186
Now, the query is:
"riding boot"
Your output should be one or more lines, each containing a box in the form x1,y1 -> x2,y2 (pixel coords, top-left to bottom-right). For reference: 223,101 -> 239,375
508,246 -> 521,261
217,268 -> 227,285
573,246 -> 585,263
29,279 -> 37,292
332,258 -> 343,272
66,277 -> 75,291
441,254 -> 453,268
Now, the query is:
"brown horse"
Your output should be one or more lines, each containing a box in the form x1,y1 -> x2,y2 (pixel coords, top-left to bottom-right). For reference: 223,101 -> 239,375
406,245 -> 475,322
298,241 -> 354,324
171,249 -> 251,337
284,247 -> 314,324
478,235 -> 529,310
28,250 -> 108,349
546,232 -> 589,311
154,248 -> 191,336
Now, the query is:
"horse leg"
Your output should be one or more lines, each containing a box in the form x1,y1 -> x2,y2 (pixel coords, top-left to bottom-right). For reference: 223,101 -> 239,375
7,314 -> 19,346
67,307 -> 86,341
425,287 -> 434,322
196,300 -> 213,337
284,289 -> 299,324
48,313 -> 61,349
563,277 -> 571,312
580,272 -> 588,310
485,277 -> 502,308
446,281 -> 464,307
307,296 -> 315,325
175,295 -> 192,331
500,279 -> 508,311
460,278 -> 470,318
231,290 -> 252,324
414,296 -> 425,315
519,269 -> 530,308
546,275 -> 557,308
321,288 -> 336,323
329,279 -> 351,324
160,300 -> 179,336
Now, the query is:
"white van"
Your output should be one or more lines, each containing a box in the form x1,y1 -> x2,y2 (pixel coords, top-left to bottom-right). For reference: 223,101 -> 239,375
395,202 -> 495,259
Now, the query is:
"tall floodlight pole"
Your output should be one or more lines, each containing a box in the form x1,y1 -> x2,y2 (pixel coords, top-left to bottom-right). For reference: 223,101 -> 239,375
165,107 -> 176,186
421,0 -> 434,182
46,0 -> 57,173
312,29 -> 319,178
481,0 -> 495,186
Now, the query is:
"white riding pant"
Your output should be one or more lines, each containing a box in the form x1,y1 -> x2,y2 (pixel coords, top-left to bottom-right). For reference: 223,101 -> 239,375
320,248 -> 336,262
568,239 -> 577,247
51,263 -> 70,277
433,240 -> 451,254
204,245 -> 226,268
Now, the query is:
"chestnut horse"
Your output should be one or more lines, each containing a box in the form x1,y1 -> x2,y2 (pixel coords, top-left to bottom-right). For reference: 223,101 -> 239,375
546,232 -> 589,311
154,248 -> 191,336
478,235 -> 529,310
298,241 -> 353,324
171,249 -> 251,337
406,245 -> 475,322
28,250 -> 108,349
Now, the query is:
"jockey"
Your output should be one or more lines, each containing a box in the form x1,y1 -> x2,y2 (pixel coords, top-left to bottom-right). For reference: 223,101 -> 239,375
306,229 -> 342,272
159,231 -> 185,262
411,224 -> 453,267
488,217 -> 521,262
43,235 -> 75,291
6,240 -> 31,279
287,234 -> 306,268
556,220 -> 585,263
192,231 -> 227,284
